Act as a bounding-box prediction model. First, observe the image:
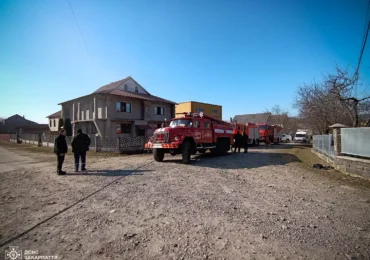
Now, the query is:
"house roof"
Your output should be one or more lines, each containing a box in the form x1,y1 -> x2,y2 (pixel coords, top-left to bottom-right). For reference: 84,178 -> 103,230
59,76 -> 176,105
93,76 -> 134,94
5,114 -> 38,125
109,89 -> 176,104
233,113 -> 272,124
46,111 -> 61,118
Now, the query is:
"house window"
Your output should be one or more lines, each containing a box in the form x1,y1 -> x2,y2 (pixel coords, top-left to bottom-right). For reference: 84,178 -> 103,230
53,119 -> 56,127
212,109 -> 218,114
135,86 -> 139,92
49,119 -> 52,127
116,101 -> 131,113
154,106 -> 164,115
124,84 -> 128,91
116,123 -> 131,134
196,108 -> 204,112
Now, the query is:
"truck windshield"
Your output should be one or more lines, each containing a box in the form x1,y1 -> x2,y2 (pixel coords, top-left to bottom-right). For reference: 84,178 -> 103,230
170,119 -> 192,127
295,134 -> 305,137
259,125 -> 266,130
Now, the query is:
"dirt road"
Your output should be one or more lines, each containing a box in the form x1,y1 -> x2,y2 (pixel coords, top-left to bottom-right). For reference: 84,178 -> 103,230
0,143 -> 369,260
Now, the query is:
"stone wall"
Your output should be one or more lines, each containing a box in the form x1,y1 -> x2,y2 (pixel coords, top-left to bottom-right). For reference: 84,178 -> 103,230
335,156 -> 370,179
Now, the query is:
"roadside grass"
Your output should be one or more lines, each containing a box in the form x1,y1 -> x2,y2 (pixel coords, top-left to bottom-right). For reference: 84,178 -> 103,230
283,144 -> 370,188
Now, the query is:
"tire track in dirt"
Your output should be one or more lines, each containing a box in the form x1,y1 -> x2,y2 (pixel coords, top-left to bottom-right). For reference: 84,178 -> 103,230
0,159 -> 154,248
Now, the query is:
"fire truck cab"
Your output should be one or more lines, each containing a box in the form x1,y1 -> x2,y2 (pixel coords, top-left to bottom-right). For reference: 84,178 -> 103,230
145,112 -> 234,164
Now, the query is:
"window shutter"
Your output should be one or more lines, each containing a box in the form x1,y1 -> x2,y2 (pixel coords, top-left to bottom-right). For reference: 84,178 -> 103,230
161,107 -> 164,115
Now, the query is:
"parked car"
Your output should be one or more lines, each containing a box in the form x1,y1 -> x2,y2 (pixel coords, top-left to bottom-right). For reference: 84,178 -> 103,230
281,134 -> 292,143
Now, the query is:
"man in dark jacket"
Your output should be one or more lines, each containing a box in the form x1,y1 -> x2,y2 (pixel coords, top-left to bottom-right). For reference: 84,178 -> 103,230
54,129 -> 68,175
243,131 -> 249,153
233,132 -> 243,153
72,129 -> 91,172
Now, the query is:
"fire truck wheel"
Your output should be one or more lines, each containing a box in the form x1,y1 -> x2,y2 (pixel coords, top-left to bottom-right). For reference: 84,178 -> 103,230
170,150 -> 177,156
182,141 -> 191,164
153,149 -> 165,162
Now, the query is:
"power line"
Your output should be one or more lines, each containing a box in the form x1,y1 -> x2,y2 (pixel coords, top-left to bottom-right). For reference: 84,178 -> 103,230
355,0 -> 370,77
354,0 -> 370,96
67,0 -> 97,73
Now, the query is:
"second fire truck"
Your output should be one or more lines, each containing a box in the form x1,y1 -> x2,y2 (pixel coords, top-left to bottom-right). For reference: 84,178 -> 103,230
258,124 -> 283,144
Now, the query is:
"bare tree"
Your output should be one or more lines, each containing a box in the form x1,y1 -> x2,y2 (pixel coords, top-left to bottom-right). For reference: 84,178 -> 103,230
326,67 -> 370,127
265,105 -> 297,134
294,81 -> 353,134
0,117 -> 8,134
294,67 -> 370,133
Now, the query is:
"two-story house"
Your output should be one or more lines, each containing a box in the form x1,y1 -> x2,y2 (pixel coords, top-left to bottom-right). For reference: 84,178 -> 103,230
58,76 -> 176,138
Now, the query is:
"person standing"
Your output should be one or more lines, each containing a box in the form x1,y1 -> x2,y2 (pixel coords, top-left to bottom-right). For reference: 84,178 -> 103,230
72,129 -> 91,172
233,132 -> 242,153
243,131 -> 249,153
54,129 -> 68,175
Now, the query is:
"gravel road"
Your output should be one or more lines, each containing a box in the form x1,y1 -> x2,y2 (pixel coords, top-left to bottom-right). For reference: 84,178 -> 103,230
0,143 -> 369,260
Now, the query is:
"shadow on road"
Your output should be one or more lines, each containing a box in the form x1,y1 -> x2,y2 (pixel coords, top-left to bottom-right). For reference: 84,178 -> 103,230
65,169 -> 153,176
251,143 -> 312,150
163,151 -> 301,170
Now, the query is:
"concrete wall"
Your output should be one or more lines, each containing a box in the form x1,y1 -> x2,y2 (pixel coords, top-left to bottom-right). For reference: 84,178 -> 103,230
109,95 -> 142,120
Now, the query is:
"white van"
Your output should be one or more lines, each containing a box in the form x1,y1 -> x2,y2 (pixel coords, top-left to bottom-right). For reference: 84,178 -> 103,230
294,131 -> 310,144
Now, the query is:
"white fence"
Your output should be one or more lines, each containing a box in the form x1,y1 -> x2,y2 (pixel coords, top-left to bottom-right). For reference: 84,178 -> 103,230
341,128 -> 370,158
312,134 -> 335,159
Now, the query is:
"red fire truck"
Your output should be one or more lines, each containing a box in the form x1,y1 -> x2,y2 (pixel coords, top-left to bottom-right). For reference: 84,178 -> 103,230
230,122 -> 260,145
258,124 -> 283,144
145,112 -> 234,164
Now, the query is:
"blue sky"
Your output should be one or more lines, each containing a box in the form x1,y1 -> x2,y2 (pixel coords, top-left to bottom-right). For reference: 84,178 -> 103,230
0,0 -> 369,123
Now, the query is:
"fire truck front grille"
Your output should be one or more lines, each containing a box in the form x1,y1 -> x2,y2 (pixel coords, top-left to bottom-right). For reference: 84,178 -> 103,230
154,132 -> 169,143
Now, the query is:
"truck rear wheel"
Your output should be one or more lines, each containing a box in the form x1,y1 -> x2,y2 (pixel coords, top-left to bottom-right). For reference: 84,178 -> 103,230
182,141 -> 191,164
153,148 -> 165,162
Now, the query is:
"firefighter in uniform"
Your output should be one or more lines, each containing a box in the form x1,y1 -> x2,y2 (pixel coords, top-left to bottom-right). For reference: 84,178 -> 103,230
243,131 -> 249,153
233,132 -> 243,153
